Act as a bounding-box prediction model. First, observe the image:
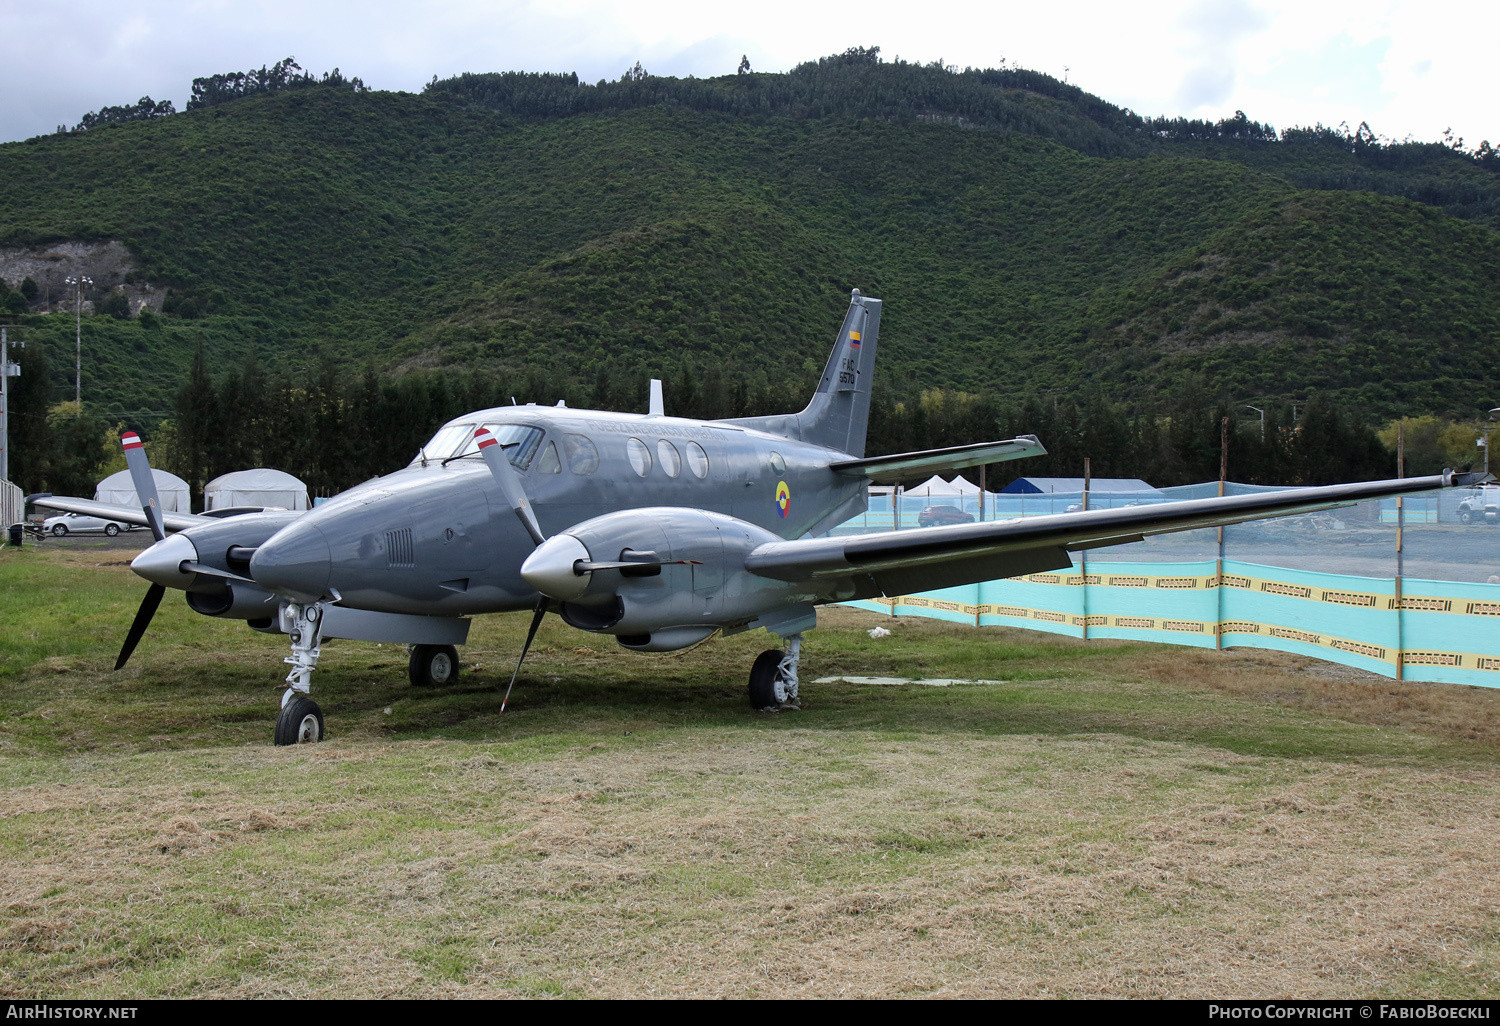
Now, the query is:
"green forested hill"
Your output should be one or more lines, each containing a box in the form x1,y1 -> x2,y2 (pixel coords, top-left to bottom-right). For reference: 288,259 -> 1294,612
1,55 -> 1498,430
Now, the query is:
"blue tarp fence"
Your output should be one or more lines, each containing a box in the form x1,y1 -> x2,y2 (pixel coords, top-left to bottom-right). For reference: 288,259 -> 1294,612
838,481 -> 1500,688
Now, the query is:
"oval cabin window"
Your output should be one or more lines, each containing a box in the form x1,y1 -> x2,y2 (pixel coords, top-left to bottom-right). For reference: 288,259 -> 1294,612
657,440 -> 681,478
626,437 -> 652,477
686,441 -> 710,479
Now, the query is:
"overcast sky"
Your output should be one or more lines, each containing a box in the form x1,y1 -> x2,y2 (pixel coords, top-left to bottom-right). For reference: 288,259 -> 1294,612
2,0 -> 1494,149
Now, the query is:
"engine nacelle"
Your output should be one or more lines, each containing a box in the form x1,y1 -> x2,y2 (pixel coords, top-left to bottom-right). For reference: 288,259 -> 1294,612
186,581 -> 278,620
521,508 -> 809,642
615,627 -> 718,652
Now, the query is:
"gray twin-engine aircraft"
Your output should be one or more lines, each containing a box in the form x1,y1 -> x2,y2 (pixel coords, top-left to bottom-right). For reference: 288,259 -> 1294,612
31,290 -> 1473,745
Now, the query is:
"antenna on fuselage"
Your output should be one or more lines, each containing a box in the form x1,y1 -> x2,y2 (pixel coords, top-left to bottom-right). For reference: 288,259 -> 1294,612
647,378 -> 664,417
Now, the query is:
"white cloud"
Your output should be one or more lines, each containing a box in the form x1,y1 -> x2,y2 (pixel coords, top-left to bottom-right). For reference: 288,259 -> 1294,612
0,0 -> 1494,145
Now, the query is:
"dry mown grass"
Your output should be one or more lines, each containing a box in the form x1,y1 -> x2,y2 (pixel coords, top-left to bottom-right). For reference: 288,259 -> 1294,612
3,550 -> 1500,998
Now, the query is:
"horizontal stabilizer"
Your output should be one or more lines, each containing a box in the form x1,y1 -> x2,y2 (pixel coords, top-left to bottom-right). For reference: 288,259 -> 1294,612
26,494 -> 214,534
829,435 -> 1046,485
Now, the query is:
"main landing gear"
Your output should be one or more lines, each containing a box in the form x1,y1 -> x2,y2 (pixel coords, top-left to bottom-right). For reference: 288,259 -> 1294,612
408,644 -> 460,688
274,601 -> 327,746
748,633 -> 802,712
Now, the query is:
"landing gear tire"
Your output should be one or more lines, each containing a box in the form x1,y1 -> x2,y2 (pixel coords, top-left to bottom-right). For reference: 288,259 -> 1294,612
274,695 -> 325,745
409,644 -> 459,687
104,523 -> 120,537
51,524 -> 67,537
748,649 -> 786,711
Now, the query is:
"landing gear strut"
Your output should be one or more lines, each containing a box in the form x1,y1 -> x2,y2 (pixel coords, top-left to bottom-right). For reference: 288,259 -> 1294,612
274,601 -> 327,745
748,634 -> 802,712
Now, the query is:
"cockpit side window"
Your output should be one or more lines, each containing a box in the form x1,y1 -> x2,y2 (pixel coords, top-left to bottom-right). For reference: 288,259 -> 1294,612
473,424 -> 544,468
413,423 -> 544,469
535,440 -> 561,474
413,423 -> 472,464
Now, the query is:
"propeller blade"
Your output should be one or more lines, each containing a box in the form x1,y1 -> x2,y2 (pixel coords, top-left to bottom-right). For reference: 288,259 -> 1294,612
501,600 -> 548,714
179,561 -> 257,584
120,432 -> 165,542
115,583 -> 165,670
575,558 -> 702,574
474,428 -> 546,547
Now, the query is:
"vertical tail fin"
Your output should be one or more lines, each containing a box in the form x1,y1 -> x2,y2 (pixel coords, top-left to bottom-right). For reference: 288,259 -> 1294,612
720,290 -> 881,457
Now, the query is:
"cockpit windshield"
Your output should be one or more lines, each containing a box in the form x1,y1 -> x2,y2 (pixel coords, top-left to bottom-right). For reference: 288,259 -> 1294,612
411,423 -> 545,469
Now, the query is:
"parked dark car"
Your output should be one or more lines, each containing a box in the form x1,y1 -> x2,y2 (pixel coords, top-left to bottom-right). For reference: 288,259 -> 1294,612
918,504 -> 974,527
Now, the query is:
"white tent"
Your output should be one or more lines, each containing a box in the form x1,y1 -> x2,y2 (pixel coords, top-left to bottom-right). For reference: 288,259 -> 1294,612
95,468 -> 190,512
909,474 -> 983,497
204,468 -> 309,511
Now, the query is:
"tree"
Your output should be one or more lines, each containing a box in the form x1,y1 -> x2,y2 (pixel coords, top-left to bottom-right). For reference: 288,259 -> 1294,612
43,402 -> 111,499
99,289 -> 131,319
7,341 -> 53,493
172,344 -> 217,509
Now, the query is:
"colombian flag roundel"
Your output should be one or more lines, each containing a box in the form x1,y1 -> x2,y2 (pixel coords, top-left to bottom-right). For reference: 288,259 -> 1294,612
775,480 -> 791,519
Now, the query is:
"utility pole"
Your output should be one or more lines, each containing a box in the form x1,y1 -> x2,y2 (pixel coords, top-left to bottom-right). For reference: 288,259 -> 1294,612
1482,408 -> 1500,478
1243,405 -> 1264,442
63,275 -> 91,406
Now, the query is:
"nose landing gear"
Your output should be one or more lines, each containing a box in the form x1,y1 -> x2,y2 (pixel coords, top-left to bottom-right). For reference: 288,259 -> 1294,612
274,601 -> 327,745
275,694 -> 325,745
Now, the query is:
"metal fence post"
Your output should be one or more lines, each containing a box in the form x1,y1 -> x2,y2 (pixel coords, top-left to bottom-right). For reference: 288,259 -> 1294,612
1081,458 -> 1090,641
1395,423 -> 1405,680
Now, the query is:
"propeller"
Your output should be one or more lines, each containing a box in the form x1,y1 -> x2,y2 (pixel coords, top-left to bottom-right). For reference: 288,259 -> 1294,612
574,554 -> 701,576
472,426 -> 696,708
115,431 -> 168,669
500,599 -> 548,715
474,428 -> 545,547
121,431 -> 165,542
473,427 -> 552,707
115,583 -> 164,671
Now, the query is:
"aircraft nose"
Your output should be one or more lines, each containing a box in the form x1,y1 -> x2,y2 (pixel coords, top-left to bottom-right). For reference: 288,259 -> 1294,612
250,524 -> 332,602
131,533 -> 199,589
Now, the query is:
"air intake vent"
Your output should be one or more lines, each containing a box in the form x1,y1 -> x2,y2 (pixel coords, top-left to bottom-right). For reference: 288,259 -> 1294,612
387,527 -> 414,568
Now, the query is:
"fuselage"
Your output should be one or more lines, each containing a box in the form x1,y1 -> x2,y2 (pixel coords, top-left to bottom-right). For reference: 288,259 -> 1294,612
249,405 -> 868,615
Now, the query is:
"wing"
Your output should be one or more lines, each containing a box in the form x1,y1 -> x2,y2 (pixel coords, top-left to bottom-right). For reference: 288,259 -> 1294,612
747,472 -> 1474,600
26,494 -> 214,534
829,436 -> 1046,485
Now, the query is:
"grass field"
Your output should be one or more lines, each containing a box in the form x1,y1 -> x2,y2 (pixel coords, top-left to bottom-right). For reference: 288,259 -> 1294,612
2,542 -> 1499,998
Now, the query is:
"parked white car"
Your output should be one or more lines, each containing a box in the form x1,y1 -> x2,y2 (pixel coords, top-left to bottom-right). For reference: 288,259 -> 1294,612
41,512 -> 139,537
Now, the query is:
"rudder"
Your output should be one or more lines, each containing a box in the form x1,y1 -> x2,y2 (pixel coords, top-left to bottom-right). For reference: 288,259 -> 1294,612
721,290 -> 881,457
